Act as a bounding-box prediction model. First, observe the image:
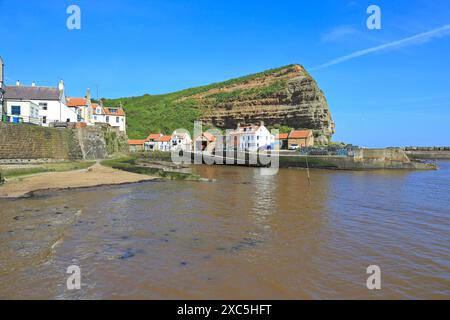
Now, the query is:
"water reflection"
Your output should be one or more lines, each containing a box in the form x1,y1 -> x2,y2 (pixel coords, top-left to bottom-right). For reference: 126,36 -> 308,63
0,163 -> 449,299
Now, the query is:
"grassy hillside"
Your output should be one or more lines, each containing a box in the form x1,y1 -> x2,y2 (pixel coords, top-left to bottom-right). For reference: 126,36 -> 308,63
104,65 -> 298,139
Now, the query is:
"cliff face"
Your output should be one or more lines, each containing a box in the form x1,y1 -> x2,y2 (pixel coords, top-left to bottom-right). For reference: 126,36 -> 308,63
105,64 -> 335,143
181,65 -> 335,144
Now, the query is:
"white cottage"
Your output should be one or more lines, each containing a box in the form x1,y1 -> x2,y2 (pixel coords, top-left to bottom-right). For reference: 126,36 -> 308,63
90,102 -> 126,132
171,130 -> 192,151
229,122 -> 275,151
103,106 -> 126,132
3,80 -> 78,126
155,135 -> 172,151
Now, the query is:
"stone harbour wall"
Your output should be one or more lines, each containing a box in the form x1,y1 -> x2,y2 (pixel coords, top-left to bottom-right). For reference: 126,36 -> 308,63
0,122 -> 128,161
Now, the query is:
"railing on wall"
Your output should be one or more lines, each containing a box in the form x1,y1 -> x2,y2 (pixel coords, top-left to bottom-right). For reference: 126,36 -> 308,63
404,146 -> 450,151
1,115 -> 78,127
1,115 -> 41,125
299,146 -> 357,157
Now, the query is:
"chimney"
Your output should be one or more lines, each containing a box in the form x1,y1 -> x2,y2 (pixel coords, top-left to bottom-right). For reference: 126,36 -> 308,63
58,79 -> 64,91
32,82 -> 36,87
260,120 -> 265,127
237,123 -> 241,128
16,80 -> 20,86
86,88 -> 91,101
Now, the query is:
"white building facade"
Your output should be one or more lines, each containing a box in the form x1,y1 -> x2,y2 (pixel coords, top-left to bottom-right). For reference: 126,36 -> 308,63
104,106 -> 126,132
4,80 -> 78,126
230,123 -> 275,151
3,100 -> 40,124
156,135 -> 172,151
171,130 -> 192,151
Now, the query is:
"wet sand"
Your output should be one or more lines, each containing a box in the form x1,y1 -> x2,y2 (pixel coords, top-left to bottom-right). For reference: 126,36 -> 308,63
0,163 -> 157,198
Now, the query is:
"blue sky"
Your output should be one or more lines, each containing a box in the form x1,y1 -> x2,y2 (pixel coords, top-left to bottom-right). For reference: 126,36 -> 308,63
1,0 -> 449,147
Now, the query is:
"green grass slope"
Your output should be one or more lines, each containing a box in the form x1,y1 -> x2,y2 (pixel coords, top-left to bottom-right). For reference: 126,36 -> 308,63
104,65 -> 298,139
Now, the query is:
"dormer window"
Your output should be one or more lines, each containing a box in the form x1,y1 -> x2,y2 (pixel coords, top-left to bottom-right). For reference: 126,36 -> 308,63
96,108 -> 101,114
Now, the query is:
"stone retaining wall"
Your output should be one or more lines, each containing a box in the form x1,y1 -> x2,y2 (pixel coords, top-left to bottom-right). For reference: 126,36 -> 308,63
0,122 -> 128,161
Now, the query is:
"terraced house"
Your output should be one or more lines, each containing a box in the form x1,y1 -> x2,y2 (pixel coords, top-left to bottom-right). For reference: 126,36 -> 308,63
66,89 -> 93,123
229,122 -> 275,151
3,80 -> 78,126
91,102 -> 126,132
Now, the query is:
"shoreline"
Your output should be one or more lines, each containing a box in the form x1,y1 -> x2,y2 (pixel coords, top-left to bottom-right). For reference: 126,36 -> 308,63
0,163 -> 157,199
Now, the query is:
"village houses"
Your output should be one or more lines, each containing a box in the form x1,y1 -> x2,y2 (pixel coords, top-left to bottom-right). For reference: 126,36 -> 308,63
171,130 -> 192,151
155,135 -> 172,151
65,89 -> 93,123
67,94 -> 127,132
0,57 -> 126,131
229,122 -> 275,151
128,139 -> 146,152
288,130 -> 314,149
275,133 -> 289,150
144,133 -> 163,151
131,130 -> 192,152
194,131 -> 216,152
3,80 -> 78,125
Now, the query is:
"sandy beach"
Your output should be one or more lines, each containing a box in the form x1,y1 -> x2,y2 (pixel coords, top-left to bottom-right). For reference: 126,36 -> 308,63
0,163 -> 156,198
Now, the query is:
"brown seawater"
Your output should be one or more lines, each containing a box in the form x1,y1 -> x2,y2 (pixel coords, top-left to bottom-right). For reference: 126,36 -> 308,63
0,162 -> 449,299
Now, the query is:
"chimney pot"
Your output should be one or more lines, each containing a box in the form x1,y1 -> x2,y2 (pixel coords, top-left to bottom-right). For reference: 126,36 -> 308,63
16,80 -> 20,86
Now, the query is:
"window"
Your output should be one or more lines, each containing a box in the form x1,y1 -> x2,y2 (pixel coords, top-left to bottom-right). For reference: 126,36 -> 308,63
106,116 -> 109,122
109,108 -> 117,114
42,116 -> 47,124
94,116 -> 97,120
116,117 -> 119,123
11,105 -> 21,115
66,118 -> 70,122
96,108 -> 101,114
39,103 -> 48,110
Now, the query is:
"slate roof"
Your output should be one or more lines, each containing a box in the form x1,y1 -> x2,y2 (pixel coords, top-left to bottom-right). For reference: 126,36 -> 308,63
4,85 -> 61,101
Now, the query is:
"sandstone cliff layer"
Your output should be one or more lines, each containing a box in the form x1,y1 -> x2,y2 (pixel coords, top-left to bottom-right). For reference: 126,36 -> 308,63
186,65 -> 335,144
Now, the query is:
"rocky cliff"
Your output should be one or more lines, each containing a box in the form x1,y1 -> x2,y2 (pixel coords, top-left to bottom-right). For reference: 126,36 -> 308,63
189,65 -> 335,144
106,64 -> 335,143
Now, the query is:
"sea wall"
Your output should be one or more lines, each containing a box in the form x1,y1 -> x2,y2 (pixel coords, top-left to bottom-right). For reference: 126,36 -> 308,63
192,148 -> 435,170
405,150 -> 450,160
0,122 -> 128,162
279,148 -> 434,170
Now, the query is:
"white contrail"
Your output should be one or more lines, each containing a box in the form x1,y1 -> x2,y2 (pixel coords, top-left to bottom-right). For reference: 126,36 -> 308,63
311,24 -> 450,71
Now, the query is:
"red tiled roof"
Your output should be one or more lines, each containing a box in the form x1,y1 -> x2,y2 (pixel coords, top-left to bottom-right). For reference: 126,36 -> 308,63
146,133 -> 163,141
289,130 -> 312,139
203,132 -> 216,142
156,135 -> 172,142
92,103 -> 105,114
275,133 -> 289,140
128,139 -> 146,145
66,97 -> 87,107
196,132 -> 216,142
104,107 -> 125,116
